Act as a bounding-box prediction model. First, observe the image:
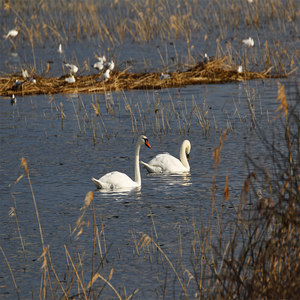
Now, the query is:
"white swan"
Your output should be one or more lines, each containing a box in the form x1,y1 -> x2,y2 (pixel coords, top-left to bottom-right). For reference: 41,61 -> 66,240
140,140 -> 191,174
92,135 -> 151,190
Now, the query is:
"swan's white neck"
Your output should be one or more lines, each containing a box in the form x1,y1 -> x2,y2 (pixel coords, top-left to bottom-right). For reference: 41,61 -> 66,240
179,140 -> 190,171
134,141 -> 142,186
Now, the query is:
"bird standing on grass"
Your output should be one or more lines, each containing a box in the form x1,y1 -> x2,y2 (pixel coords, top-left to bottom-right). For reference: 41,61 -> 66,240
64,63 -> 78,75
14,79 -> 25,87
203,53 -> 209,63
22,69 -> 36,84
160,73 -> 171,80
96,55 -> 106,64
103,69 -> 110,81
93,55 -> 106,72
106,60 -> 115,71
65,75 -> 76,83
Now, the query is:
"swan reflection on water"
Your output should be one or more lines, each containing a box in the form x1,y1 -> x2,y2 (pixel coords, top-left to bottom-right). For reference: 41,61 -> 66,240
147,172 -> 192,187
96,185 -> 141,194
94,186 -> 142,202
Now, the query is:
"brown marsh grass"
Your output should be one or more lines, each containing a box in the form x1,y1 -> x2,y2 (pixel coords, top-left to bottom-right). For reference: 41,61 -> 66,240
1,0 -> 299,75
0,57 -> 282,97
2,84 -> 299,299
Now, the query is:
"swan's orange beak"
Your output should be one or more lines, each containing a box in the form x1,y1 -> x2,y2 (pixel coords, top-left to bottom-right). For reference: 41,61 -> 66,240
145,139 -> 151,148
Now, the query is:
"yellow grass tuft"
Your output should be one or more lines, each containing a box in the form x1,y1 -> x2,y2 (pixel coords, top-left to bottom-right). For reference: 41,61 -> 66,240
8,207 -> 16,218
39,246 -> 49,270
224,173 -> 230,201
92,103 -> 100,116
20,157 -> 29,176
84,191 -> 94,208
274,82 -> 289,120
242,172 -> 257,204
213,130 -> 227,165
87,273 -> 100,289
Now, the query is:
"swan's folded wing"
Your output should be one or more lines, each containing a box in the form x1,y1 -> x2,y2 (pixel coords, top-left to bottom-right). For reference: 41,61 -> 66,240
140,161 -> 162,173
145,153 -> 189,174
93,171 -> 139,190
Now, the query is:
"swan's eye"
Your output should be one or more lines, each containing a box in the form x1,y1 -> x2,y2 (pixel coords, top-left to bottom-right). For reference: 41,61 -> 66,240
186,153 -> 190,160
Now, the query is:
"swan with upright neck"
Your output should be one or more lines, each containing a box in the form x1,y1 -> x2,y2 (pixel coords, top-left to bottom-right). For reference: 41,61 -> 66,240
140,140 -> 191,174
92,135 -> 151,190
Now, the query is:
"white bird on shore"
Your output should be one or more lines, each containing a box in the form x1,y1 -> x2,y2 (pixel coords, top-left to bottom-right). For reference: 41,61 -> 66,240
96,55 -> 106,63
93,55 -> 107,71
238,65 -> 243,73
242,37 -> 254,47
103,69 -> 110,81
65,75 -> 76,83
106,60 -> 115,71
4,29 -> 19,39
160,73 -> 171,80
93,61 -> 104,71
64,63 -> 78,75
203,53 -> 209,63
10,94 -> 17,105
14,79 -> 25,87
21,69 -> 36,83
58,43 -> 63,54
28,77 -> 36,84
22,69 -> 29,78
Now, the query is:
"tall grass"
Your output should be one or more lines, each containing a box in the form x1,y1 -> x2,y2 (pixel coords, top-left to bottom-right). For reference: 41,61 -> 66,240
42,80 -> 266,145
1,83 -> 298,298
136,83 -> 299,298
1,0 -> 299,74
4,168 -> 127,299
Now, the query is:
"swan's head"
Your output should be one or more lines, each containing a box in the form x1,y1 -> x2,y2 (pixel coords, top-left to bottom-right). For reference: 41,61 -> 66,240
139,135 -> 151,148
182,140 -> 191,160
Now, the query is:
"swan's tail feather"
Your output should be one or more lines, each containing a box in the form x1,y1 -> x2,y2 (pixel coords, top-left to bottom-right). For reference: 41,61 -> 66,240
140,161 -> 162,173
92,177 -> 103,189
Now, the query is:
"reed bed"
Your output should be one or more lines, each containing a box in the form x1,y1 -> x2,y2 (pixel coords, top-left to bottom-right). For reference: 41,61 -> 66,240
1,0 -> 299,76
0,57 -> 282,97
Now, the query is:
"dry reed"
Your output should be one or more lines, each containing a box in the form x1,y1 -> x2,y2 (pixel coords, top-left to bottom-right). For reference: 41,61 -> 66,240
0,57 -> 283,97
135,84 -> 300,299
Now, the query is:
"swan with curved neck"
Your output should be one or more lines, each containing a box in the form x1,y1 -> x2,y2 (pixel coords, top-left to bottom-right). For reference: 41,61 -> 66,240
140,140 -> 191,174
92,135 -> 151,190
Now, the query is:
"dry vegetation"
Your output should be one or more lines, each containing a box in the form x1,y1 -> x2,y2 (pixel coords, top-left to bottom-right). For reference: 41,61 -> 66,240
0,57 -> 282,97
